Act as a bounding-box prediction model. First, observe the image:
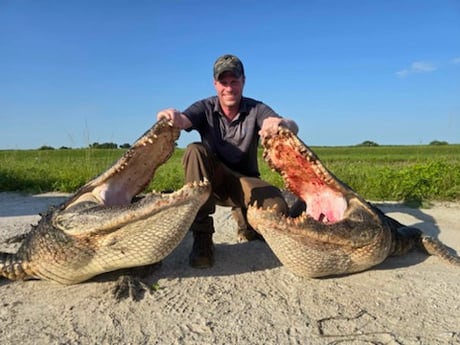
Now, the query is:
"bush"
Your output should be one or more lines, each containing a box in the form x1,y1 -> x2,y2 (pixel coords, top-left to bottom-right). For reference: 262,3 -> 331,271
89,142 -> 118,149
357,140 -> 379,147
38,145 -> 55,150
429,140 -> 448,146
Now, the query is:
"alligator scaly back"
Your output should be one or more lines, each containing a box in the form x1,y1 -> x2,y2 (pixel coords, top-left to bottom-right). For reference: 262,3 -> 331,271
247,127 -> 460,278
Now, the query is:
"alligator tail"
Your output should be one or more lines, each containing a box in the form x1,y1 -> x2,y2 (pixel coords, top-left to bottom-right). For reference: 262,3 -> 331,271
0,252 -> 30,281
391,225 -> 460,266
420,236 -> 460,266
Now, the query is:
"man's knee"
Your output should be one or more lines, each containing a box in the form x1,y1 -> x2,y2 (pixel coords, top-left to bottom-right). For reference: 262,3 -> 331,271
183,142 -> 207,161
252,186 -> 288,214
185,142 -> 204,153
242,179 -> 288,214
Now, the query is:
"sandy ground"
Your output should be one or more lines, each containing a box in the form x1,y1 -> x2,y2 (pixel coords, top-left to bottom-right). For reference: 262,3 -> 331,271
0,192 -> 459,345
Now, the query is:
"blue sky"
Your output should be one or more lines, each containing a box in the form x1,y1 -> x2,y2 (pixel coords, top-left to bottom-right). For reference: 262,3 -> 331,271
1,0 -> 459,149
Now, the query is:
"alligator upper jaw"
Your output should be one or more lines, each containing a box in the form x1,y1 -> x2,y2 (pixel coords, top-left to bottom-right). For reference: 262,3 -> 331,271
63,118 -> 180,210
260,127 -> 364,224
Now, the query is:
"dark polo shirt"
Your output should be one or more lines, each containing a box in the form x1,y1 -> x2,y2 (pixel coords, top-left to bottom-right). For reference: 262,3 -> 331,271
183,96 -> 281,177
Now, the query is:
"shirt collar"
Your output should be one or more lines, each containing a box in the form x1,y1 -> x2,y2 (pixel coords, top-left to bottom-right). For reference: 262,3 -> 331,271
213,96 -> 249,116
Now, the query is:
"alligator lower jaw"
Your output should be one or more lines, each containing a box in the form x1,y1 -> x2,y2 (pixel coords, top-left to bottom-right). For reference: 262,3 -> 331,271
54,180 -> 211,237
247,202 -> 389,278
47,180 -> 212,285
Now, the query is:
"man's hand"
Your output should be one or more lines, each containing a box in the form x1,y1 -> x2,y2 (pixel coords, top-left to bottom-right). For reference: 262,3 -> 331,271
156,108 -> 192,129
259,117 -> 299,138
259,117 -> 283,138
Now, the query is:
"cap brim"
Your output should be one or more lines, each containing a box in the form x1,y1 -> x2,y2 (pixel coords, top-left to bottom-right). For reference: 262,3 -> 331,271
214,68 -> 242,79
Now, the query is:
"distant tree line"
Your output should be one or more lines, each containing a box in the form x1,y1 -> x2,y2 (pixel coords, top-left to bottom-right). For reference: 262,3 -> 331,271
356,140 -> 449,147
37,142 -> 131,150
37,140 -> 450,151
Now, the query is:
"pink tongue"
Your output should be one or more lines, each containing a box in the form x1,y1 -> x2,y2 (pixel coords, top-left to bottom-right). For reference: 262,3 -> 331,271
304,190 -> 347,223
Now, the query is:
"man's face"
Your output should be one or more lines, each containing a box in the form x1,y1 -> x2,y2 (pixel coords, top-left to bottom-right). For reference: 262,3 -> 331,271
214,71 -> 245,108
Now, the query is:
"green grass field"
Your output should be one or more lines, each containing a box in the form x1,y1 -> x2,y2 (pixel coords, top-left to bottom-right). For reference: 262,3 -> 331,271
1,144 -> 459,202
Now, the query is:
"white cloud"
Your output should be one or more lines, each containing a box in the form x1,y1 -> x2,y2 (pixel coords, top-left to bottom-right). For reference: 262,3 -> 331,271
396,69 -> 410,78
411,61 -> 437,72
396,61 -> 437,78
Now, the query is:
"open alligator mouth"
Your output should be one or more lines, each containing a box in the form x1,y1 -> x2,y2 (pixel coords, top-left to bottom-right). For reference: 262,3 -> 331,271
0,120 -> 211,284
247,127 -> 460,278
264,128 -> 352,224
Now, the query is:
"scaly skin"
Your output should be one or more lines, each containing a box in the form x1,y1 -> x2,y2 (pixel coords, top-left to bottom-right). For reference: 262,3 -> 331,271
0,120 -> 211,284
247,127 -> 460,278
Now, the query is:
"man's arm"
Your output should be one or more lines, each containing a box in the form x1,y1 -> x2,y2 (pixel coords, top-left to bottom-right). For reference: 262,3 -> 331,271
280,118 -> 299,134
157,108 -> 192,130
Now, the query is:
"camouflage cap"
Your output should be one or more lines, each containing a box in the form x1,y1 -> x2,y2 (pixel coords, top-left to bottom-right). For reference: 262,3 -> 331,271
213,54 -> 245,80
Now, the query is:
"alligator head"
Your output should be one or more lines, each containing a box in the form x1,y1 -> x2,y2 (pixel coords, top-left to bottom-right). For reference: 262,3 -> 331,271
0,119 -> 211,284
247,127 -> 460,278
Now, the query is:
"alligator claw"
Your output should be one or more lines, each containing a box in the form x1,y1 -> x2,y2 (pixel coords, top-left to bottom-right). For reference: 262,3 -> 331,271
3,233 -> 28,245
111,275 -> 152,302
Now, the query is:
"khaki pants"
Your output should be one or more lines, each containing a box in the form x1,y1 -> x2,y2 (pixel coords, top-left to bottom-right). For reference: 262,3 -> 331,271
182,143 -> 288,234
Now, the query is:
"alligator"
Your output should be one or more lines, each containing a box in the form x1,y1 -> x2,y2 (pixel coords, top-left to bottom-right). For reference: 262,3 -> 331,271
247,127 -> 460,278
0,119 -> 210,285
